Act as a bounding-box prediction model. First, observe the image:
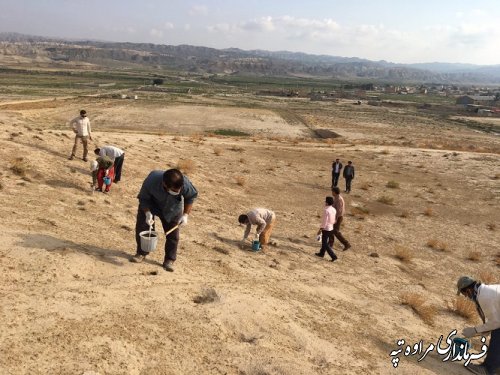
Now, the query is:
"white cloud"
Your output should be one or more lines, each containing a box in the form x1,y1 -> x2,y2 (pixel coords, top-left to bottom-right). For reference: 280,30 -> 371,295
189,5 -> 208,16
184,24 -> 191,31
203,15 -> 500,64
164,22 -> 174,30
149,28 -> 164,38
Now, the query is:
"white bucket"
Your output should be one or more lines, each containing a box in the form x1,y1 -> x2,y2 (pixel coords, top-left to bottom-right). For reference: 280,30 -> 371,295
139,231 -> 159,252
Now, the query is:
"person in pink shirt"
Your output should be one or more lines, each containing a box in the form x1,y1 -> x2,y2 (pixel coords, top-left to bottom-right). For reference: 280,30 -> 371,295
315,196 -> 338,262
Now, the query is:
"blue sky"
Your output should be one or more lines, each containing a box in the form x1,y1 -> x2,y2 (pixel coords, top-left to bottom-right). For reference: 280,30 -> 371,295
1,0 -> 499,64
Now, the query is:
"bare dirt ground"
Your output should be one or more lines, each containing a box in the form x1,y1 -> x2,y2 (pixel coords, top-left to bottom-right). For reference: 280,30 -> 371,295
0,97 -> 499,375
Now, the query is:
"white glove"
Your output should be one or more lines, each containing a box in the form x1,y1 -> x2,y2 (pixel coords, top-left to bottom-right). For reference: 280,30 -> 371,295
178,214 -> 188,226
145,211 -> 154,226
461,327 -> 477,338
316,234 -> 322,242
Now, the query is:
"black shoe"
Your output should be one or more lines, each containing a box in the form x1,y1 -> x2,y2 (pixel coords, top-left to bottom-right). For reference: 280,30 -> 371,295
330,257 -> 338,262
68,155 -> 74,160
314,253 -> 324,258
343,244 -> 351,251
83,158 -> 88,162
163,260 -> 174,272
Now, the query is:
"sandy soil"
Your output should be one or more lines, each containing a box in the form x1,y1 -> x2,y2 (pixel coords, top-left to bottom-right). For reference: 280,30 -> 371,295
0,99 -> 499,375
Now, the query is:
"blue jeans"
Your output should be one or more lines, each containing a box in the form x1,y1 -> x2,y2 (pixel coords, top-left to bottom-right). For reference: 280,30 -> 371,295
318,230 -> 337,260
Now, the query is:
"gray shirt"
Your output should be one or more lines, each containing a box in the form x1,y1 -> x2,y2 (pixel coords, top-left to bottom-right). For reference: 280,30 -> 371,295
137,171 -> 198,223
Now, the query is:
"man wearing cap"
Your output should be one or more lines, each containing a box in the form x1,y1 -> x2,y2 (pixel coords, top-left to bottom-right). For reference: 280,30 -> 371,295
456,276 -> 500,375
69,109 -> 92,161
130,168 -> 198,272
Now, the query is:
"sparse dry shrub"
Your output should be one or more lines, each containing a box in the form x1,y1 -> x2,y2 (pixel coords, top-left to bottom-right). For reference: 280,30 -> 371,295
495,254 -> 500,267
189,134 -> 204,143
426,239 -> 449,252
377,195 -> 394,205
493,173 -> 500,180
380,149 -> 390,155
325,138 -> 335,145
467,251 -> 481,261
400,292 -> 436,325
447,296 -> 477,322
172,136 -> 181,141
479,270 -> 498,284
423,207 -> 434,216
351,206 -> 370,216
487,223 -> 496,231
10,157 -> 31,177
395,246 -> 413,262
235,176 -> 246,186
177,159 -> 196,175
239,158 -> 246,164
400,210 -> 410,218
230,146 -> 244,152
386,180 -> 400,189
0,180 -> 3,190
360,182 -> 370,190
193,288 -> 220,304
213,147 -> 223,156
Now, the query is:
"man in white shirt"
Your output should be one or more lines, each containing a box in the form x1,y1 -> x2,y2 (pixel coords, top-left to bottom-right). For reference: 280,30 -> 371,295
69,110 -> 92,161
331,159 -> 343,187
457,276 -> 500,375
94,145 -> 125,183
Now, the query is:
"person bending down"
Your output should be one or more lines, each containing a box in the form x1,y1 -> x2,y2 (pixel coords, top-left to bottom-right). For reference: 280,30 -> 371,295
238,208 -> 276,249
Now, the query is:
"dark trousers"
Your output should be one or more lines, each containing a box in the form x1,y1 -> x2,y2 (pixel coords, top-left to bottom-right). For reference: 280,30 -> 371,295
318,230 -> 337,260
113,154 -> 125,182
332,173 -> 340,187
345,177 -> 353,192
135,209 -> 179,263
328,216 -> 350,248
484,328 -> 500,374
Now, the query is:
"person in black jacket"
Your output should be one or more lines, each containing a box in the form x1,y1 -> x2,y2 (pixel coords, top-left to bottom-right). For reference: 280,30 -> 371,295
343,161 -> 355,193
331,159 -> 343,187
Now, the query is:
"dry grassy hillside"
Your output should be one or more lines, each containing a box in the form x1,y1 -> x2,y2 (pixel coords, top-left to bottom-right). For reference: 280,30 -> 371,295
0,99 -> 499,375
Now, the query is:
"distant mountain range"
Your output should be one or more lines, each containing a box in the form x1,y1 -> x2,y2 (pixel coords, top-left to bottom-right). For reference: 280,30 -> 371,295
1,32 -> 500,85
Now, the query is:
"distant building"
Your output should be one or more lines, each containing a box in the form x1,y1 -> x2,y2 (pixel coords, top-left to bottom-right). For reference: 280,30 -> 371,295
456,95 -> 496,106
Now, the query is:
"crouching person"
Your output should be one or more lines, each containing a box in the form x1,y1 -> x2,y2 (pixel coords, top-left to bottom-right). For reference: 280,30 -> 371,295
94,155 -> 115,193
130,168 -> 198,272
238,208 -> 276,249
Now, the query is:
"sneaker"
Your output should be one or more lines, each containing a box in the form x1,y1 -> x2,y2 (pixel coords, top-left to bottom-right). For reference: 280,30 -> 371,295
314,253 -> 324,258
465,364 -> 488,375
83,158 -> 88,162
163,260 -> 174,272
330,257 -> 338,262
129,254 -> 145,263
103,190 -> 109,194
95,187 -> 102,192
68,155 -> 74,160
343,244 -> 351,251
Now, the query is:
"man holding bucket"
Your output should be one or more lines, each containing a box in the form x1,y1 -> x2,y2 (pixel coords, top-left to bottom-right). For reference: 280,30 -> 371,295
456,276 -> 500,375
130,168 -> 198,272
